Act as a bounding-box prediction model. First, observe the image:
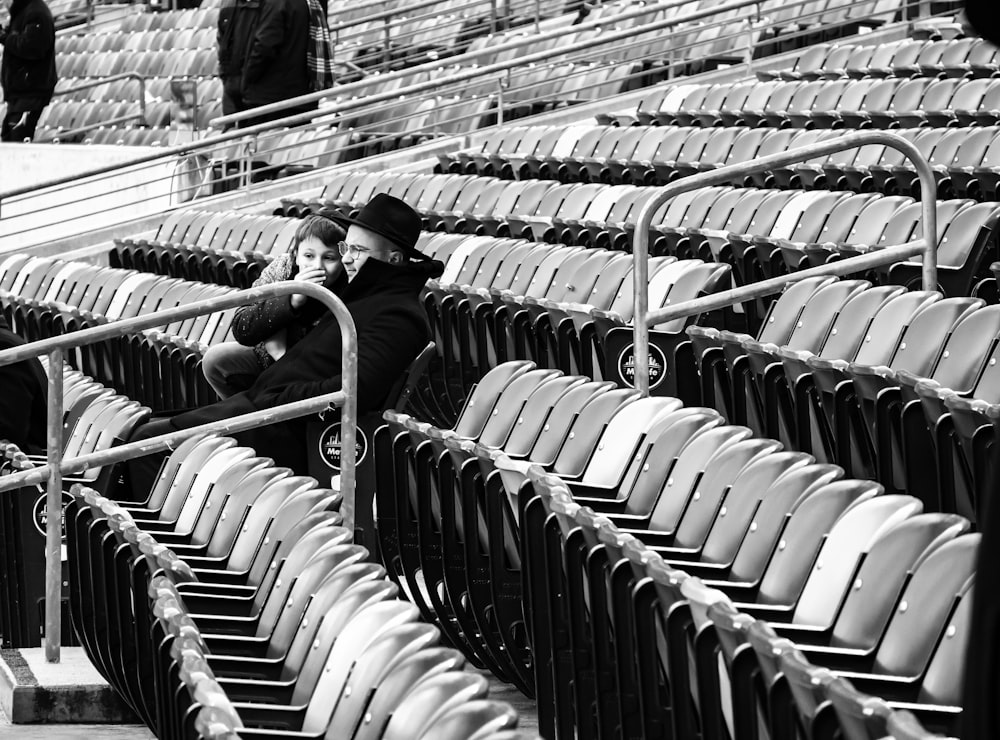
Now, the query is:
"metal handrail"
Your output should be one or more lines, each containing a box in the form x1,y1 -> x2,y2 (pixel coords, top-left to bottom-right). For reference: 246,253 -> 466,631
211,0 -> 765,126
52,71 -> 146,105
0,280 -> 358,663
38,113 -> 149,144
7,0 -> 924,202
629,130 -> 940,396
0,0 -> 795,203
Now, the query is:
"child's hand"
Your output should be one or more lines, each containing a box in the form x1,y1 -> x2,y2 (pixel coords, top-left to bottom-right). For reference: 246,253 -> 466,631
290,268 -> 328,308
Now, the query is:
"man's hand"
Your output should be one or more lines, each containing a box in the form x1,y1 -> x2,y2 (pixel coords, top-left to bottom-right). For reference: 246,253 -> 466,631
289,267 -> 328,309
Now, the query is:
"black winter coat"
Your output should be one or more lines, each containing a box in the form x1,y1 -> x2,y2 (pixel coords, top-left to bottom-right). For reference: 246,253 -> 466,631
165,256 -> 443,473
240,0 -> 310,107
217,0 -> 261,81
0,316 -> 47,454
0,0 -> 57,111
231,258 -> 347,369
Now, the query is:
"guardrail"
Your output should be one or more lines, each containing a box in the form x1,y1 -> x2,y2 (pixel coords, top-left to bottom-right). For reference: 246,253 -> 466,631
628,130 -> 941,396
0,280 -> 358,663
0,0 -> 935,245
40,73 -> 149,143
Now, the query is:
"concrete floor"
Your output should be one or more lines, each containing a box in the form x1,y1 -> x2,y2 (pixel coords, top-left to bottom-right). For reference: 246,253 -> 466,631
0,674 -> 538,739
0,706 -> 154,739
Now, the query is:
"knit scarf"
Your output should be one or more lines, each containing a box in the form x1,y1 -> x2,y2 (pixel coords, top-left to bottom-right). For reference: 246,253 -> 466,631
306,0 -> 335,92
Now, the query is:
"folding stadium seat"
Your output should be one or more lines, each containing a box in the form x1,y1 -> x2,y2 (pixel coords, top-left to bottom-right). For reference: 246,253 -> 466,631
730,278 -> 872,437
822,293 -> 980,481
922,77 -> 996,127
948,127 -> 1000,200
735,190 -> 857,280
878,200 -> 1000,296
956,37 -> 1000,78
700,513 -> 971,740
661,489 -> 931,733
652,83 -> 713,127
510,183 -> 605,242
555,127 -> 639,185
764,533 -> 978,739
522,454 -> 885,739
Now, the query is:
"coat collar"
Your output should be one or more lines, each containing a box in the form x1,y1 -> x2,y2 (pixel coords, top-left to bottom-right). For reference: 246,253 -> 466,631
340,256 -> 444,302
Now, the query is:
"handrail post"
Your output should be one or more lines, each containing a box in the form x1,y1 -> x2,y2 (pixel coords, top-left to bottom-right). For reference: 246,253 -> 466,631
0,281 -> 360,636
44,347 -> 64,663
383,16 -> 392,69
631,130 -> 939,396
496,74 -> 507,127
138,75 -> 146,124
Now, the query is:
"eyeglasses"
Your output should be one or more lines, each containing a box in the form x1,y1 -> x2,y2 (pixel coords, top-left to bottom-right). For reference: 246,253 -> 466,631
337,241 -> 373,258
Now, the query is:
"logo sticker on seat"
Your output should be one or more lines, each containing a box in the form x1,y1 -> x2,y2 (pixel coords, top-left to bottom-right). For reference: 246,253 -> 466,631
32,491 -> 75,542
317,422 -> 369,470
617,342 -> 667,390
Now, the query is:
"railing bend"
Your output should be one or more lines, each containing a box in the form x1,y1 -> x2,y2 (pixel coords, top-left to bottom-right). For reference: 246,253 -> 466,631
0,281 -> 358,663
630,130 -> 940,396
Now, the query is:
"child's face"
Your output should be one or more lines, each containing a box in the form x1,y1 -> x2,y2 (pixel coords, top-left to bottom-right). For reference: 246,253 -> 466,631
296,236 -> 342,286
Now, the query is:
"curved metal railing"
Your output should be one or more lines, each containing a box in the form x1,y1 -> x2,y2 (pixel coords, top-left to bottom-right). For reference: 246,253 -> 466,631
628,130 -> 941,396
0,0 -> 937,246
0,280 -> 358,663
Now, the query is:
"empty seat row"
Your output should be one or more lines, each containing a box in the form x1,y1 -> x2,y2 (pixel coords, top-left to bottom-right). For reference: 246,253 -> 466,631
616,75 -> 1000,129
283,172 -> 999,302
65,432 -> 536,738
440,123 -> 1000,201
381,358 -> 978,739
755,36 -> 1000,82
0,256 -> 235,410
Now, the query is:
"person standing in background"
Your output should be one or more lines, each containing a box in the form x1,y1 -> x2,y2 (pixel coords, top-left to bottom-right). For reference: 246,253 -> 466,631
0,0 -> 56,142
240,0 -> 333,129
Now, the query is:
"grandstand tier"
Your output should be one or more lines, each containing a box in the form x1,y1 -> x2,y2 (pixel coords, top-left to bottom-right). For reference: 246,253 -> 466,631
2,1 -> 996,739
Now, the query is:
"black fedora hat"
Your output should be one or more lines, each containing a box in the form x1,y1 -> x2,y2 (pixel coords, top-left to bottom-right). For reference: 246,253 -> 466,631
334,193 -> 428,260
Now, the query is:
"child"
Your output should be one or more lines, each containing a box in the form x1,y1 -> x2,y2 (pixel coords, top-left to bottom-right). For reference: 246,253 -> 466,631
201,213 -> 346,399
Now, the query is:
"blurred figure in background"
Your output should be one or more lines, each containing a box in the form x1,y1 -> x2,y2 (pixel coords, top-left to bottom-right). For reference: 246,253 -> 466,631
0,0 -> 56,142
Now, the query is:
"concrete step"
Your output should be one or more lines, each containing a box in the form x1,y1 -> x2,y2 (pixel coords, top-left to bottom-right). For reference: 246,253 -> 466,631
0,647 -> 144,727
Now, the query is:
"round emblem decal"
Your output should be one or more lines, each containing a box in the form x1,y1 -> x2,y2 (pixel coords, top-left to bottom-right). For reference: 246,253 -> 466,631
317,422 -> 369,471
617,342 -> 668,390
32,491 -> 74,541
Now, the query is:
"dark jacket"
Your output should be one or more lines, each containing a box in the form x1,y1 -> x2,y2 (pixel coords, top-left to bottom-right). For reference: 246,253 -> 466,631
231,253 -> 347,369
165,256 -> 443,473
0,0 -> 57,111
0,317 -> 47,454
240,0 -> 310,107
217,0 -> 260,88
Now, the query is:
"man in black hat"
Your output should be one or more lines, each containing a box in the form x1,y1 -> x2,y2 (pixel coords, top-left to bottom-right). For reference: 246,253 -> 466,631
125,193 -> 443,483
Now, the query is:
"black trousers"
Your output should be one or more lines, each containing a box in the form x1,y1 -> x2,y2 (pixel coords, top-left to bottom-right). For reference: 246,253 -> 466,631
122,417 -> 175,502
1,107 -> 44,142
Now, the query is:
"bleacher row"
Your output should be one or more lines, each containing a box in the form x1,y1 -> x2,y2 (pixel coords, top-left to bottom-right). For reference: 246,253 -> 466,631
440,124 -> 1000,200
380,358 -> 979,739
17,0 -> 921,154
2,5 -> 994,740
0,370 -> 539,738
0,256 -> 236,410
